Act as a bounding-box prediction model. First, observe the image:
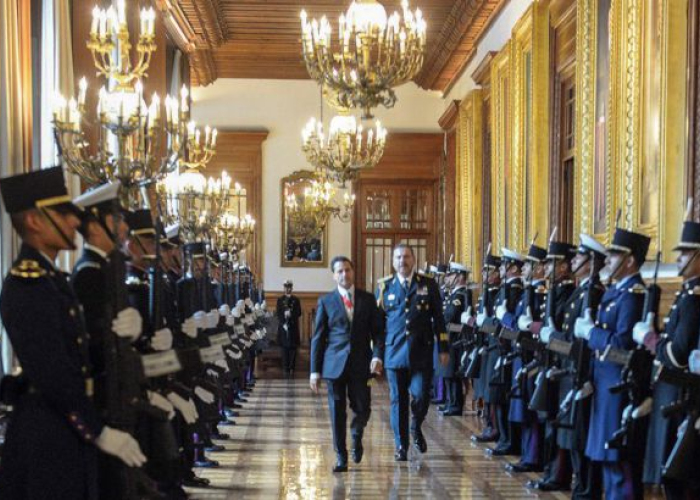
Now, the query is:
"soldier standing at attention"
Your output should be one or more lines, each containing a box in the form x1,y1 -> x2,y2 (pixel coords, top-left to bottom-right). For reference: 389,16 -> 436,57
377,244 -> 449,461
0,167 -> 145,499
277,280 -> 302,377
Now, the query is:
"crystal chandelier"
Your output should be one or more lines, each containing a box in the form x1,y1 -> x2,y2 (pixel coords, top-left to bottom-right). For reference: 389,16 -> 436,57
52,1 -> 217,208
300,0 -> 426,119
302,111 -> 387,186
285,172 -> 356,237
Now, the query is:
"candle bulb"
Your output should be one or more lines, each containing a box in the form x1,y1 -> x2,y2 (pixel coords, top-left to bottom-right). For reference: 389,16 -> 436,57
140,9 -> 146,36
205,126 -> 211,146
151,93 -> 160,120
212,128 -> 218,147
91,7 -> 100,35
78,77 -> 87,106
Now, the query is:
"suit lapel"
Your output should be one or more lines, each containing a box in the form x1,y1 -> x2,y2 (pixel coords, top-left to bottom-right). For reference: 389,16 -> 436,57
333,290 -> 351,333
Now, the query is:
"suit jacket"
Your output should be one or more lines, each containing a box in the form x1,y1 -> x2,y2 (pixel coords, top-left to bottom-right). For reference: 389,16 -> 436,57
310,288 -> 385,380
377,273 -> 448,370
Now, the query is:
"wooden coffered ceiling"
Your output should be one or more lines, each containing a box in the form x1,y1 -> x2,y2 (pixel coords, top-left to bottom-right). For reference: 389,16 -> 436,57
155,0 -> 507,92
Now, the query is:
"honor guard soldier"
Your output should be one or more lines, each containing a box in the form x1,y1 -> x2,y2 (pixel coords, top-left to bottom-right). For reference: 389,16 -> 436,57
526,239 -> 577,492
277,280 -> 302,376
377,244 -> 449,461
633,211 -> 700,499
542,234 -> 607,498
470,252 -> 502,443
502,241 -> 548,474
0,167 -> 145,500
482,248 -> 525,456
574,227 -> 650,499
438,262 -> 472,416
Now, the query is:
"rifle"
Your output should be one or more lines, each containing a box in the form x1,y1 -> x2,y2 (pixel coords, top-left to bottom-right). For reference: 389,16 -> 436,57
603,251 -> 661,451
654,367 -> 700,481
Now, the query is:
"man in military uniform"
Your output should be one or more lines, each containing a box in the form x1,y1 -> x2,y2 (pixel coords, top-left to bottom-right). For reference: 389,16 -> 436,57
502,242 -> 547,473
632,216 -> 700,499
377,244 -> 449,461
277,280 -> 302,376
482,248 -> 525,456
526,240 -> 578,491
541,234 -> 607,498
439,262 -> 472,416
0,167 -> 145,499
575,228 -> 650,499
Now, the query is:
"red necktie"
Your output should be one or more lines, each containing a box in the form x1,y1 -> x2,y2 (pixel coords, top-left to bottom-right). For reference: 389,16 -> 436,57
342,294 -> 353,310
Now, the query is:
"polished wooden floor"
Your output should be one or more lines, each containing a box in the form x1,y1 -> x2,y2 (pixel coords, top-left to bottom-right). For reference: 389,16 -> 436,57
186,377 -> 626,499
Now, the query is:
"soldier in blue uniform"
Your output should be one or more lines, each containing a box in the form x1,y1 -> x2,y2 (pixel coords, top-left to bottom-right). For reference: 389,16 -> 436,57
503,242 -> 547,473
439,262 -> 473,416
482,248 -> 525,456
376,243 -> 449,461
542,234 -> 607,498
0,167 -> 145,499
632,216 -> 700,499
575,227 -> 650,500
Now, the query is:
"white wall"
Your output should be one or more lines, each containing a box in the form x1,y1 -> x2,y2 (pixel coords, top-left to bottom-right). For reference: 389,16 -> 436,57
442,0 -> 534,107
192,79 -> 443,292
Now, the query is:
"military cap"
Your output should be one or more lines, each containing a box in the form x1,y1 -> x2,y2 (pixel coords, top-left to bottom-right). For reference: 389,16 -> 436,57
674,221 -> 700,251
283,279 -> 293,287
448,262 -> 470,274
578,233 -> 607,259
485,254 -> 502,269
165,223 -> 181,246
0,166 -> 81,215
184,241 -> 205,258
526,244 -> 548,262
502,248 -> 526,265
547,241 -> 577,260
607,227 -> 651,265
73,181 -> 121,215
127,209 -> 155,236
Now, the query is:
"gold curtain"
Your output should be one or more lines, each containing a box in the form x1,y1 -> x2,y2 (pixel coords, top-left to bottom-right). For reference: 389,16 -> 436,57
0,0 -> 33,374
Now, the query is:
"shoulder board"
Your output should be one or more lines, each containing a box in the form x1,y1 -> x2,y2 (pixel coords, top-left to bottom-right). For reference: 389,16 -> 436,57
628,283 -> 646,294
688,286 -> 700,295
76,261 -> 101,273
417,270 -> 434,279
560,279 -> 575,286
510,283 -> 523,289
377,275 -> 393,284
10,260 -> 47,279
126,275 -> 147,286
535,285 -> 547,294
488,286 -> 499,292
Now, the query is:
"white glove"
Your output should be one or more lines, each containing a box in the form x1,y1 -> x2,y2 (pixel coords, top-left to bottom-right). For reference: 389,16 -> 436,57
151,328 -> 173,351
622,403 -> 633,422
632,312 -> 656,346
574,309 -> 595,340
284,310 -> 291,319
166,392 -> 198,424
517,307 -> 534,332
206,368 -> 219,378
261,300 -> 268,311
182,317 -> 197,339
194,386 -> 215,404
214,359 -> 229,371
476,312 -> 487,328
147,390 -> 175,419
111,307 -> 143,341
206,311 -> 219,329
689,350 -> 700,374
575,381 -> 594,400
219,304 -> 230,317
495,303 -> 507,321
261,327 -> 267,337
245,297 -> 253,308
225,315 -> 235,326
96,427 -> 147,467
232,308 -> 242,319
193,311 -> 206,329
539,319 -> 556,344
460,307 -> 473,325
632,397 -> 654,419
236,299 -> 245,309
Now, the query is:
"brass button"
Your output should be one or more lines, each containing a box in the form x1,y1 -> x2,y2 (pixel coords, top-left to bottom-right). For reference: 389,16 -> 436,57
82,366 -> 88,374
69,308 -> 76,317
76,338 -> 83,345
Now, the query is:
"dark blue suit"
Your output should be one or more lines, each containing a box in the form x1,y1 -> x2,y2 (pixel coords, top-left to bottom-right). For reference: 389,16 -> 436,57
377,273 -> 448,449
585,273 -> 645,499
311,288 -> 385,457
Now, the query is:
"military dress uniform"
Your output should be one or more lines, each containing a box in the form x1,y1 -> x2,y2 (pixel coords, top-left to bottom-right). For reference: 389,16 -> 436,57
276,282 -> 302,375
578,228 -> 650,500
377,270 -> 448,456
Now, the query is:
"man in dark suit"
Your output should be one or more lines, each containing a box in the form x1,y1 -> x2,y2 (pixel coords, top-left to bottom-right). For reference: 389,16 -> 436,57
310,256 -> 385,472
277,280 -> 302,376
377,244 -> 449,461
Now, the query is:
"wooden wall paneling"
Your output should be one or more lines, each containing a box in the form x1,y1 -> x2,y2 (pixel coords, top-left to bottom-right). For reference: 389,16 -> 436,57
204,131 -> 268,280
688,0 -> 700,217
439,101 -> 460,264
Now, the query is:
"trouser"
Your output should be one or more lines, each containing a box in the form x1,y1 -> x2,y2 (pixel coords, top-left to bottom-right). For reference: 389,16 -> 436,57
326,374 -> 371,457
601,461 -> 638,500
663,478 -> 700,500
520,418 -> 542,466
495,403 -> 519,451
386,368 -> 432,450
571,449 -> 602,499
444,377 -> 463,411
282,347 -> 297,373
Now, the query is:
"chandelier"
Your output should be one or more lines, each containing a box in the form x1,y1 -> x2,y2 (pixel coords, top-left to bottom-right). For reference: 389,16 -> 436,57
302,110 -> 387,186
285,172 -> 355,237
300,0 -> 427,119
52,1 -> 216,209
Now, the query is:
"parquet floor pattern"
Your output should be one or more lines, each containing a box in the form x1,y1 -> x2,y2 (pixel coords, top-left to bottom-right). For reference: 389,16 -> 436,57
187,379 -> 664,499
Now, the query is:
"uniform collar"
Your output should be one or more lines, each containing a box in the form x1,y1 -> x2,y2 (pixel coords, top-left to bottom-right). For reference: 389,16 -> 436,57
616,272 -> 640,290
397,272 -> 414,287
579,277 -> 590,287
84,243 -> 110,261
452,284 -> 467,293
19,243 -> 57,272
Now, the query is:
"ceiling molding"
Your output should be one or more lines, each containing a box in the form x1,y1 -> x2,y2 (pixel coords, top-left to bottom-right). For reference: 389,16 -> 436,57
190,49 -> 217,87
438,100 -> 461,131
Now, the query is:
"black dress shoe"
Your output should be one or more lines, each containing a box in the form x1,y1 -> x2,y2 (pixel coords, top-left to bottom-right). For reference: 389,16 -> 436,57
505,462 -> 543,473
194,458 -> 220,468
534,481 -> 570,492
351,440 -> 364,464
394,448 -> 408,461
224,408 -> 239,418
413,430 -> 427,454
205,444 -> 226,452
219,418 -> 236,426
431,399 -> 445,405
230,403 -> 243,409
211,431 -> 230,440
333,456 -> 348,473
487,446 -> 517,456
471,432 -> 499,443
183,476 -> 211,487
440,408 -> 463,416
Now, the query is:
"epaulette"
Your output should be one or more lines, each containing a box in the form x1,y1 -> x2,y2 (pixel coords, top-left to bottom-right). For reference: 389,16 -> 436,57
535,285 -> 547,294
688,286 -> 700,296
126,275 -> 148,286
488,286 -> 499,292
510,283 -> 523,289
628,283 -> 646,294
75,261 -> 101,273
377,275 -> 393,285
417,270 -> 434,279
560,279 -> 575,286
10,260 -> 47,279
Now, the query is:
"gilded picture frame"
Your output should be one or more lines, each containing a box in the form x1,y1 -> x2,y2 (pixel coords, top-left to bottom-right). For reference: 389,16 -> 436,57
280,170 -> 329,268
